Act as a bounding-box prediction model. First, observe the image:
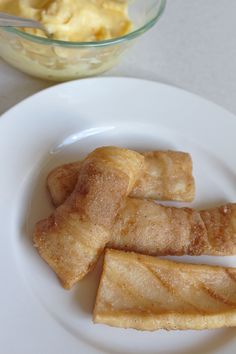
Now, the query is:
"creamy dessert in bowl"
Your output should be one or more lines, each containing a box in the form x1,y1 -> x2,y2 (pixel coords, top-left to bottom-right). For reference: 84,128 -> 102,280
0,0 -> 166,81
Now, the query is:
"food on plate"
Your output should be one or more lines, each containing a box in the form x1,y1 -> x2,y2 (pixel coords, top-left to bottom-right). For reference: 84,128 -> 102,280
33,146 -> 144,289
47,150 -> 195,206
110,199 -> 236,256
93,249 -> 236,330
33,143 -> 236,332
132,151 -> 194,201
34,144 -> 236,290
0,0 -> 132,41
48,161 -> 82,207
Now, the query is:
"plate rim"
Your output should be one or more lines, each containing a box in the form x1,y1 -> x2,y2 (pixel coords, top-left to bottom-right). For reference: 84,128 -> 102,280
1,76 -> 236,125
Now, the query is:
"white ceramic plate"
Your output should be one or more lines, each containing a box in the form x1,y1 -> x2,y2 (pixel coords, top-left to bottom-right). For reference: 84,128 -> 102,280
1,77 -> 236,354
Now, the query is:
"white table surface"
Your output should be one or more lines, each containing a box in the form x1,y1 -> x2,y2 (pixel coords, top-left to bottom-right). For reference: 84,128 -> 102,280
1,0 -> 236,116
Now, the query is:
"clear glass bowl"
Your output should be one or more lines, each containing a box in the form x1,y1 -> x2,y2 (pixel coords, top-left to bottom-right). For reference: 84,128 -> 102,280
0,0 -> 166,81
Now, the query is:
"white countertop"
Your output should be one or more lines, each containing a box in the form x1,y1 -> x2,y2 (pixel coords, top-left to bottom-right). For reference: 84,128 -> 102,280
1,0 -> 236,115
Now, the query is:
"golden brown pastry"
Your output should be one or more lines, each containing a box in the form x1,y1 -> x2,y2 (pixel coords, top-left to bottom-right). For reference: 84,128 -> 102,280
94,249 -> 236,330
47,161 -> 82,207
34,147 -> 145,289
133,151 -> 194,201
47,150 -> 195,206
110,199 -> 236,256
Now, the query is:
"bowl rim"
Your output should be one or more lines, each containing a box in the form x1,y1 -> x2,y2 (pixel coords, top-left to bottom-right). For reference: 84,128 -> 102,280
2,0 -> 166,48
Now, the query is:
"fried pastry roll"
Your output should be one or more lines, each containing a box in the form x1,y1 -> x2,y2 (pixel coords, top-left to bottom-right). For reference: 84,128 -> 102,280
47,150 -> 195,206
34,147 -> 145,289
110,199 -> 236,256
94,249 -> 236,330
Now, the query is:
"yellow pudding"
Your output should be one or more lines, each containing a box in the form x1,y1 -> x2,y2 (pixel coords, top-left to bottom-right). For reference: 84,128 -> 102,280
0,0 -> 132,41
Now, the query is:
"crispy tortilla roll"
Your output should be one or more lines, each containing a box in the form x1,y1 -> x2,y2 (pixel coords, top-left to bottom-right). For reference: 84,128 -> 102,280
34,147 -> 144,289
132,151 -> 194,201
47,161 -> 82,207
110,199 -> 236,256
47,150 -> 195,206
93,249 -> 236,331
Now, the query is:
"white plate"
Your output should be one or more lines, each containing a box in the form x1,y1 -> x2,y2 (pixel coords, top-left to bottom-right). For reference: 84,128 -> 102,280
1,77 -> 236,354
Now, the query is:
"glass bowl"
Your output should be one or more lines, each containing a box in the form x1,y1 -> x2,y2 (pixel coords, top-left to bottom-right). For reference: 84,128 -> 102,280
0,0 -> 166,81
